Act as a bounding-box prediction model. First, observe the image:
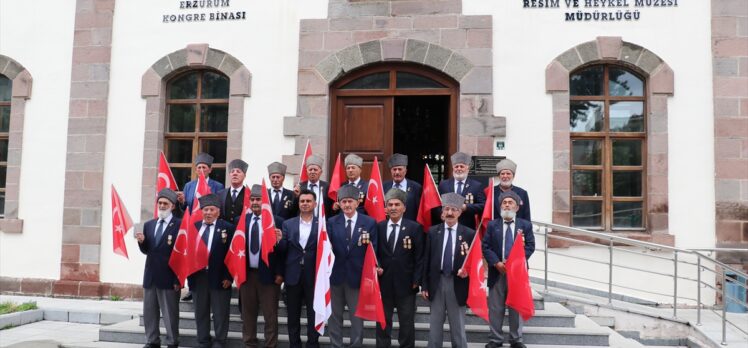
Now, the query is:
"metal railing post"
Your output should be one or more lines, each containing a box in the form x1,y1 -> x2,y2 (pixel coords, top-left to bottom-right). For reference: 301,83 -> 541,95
721,271 -> 727,345
544,227 -> 549,292
696,254 -> 702,326
673,250 -> 678,318
608,238 -> 613,304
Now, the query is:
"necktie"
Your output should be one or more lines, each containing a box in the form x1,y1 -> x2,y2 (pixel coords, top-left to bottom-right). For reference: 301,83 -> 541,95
395,182 -> 402,191
201,223 -> 212,247
345,219 -> 353,245
155,219 -> 165,245
504,221 -> 514,261
250,216 -> 260,254
442,227 -> 453,275
456,181 -> 464,196
273,190 -> 281,210
388,224 -> 398,252
310,183 -> 318,216
232,189 -> 238,201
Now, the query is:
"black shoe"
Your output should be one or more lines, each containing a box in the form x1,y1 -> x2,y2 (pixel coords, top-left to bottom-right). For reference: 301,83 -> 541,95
167,345 -> 178,348
509,343 -> 526,348
181,292 -> 192,302
142,344 -> 159,348
486,343 -> 503,348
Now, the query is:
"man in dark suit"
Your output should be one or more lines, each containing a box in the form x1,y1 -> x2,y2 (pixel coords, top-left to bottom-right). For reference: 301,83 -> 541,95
437,152 -> 485,230
178,152 -> 225,214
383,153 -> 423,221
278,189 -> 320,348
136,188 -> 182,348
294,154 -> 332,217
240,185 -> 285,348
218,159 -> 248,225
268,161 -> 298,220
483,190 -> 535,348
327,184 -> 378,348
188,193 -> 235,348
375,188 -> 425,348
422,192 -> 474,348
493,159 -> 531,222
334,153 -> 367,215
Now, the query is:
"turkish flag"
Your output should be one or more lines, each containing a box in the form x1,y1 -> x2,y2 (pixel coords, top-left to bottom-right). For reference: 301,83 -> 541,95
364,157 -> 386,222
313,209 -> 335,334
189,172 -> 211,225
461,235 -> 489,322
505,232 -> 535,321
169,209 -> 196,286
328,153 -> 343,201
477,178 -> 495,240
225,185 -> 249,287
111,185 -> 133,259
355,243 -> 386,329
299,139 -> 313,182
260,179 -> 277,267
154,151 -> 178,218
416,164 -> 441,231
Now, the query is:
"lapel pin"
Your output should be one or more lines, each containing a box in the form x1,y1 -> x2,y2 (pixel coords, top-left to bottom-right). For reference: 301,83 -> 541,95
167,235 -> 173,245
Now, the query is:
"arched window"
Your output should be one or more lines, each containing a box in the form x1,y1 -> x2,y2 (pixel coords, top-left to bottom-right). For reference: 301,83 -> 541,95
165,70 -> 229,188
570,65 -> 646,230
0,75 -> 10,217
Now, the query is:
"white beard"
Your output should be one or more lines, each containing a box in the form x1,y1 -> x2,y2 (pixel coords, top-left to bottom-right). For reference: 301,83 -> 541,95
500,210 -> 516,220
499,179 -> 513,188
157,209 -> 171,220
453,172 -> 467,181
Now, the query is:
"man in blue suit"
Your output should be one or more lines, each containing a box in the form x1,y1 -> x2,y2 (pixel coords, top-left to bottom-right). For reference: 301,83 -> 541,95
437,152 -> 485,229
327,184 -> 377,348
422,193 -> 474,348
218,159 -> 248,225
375,188 -> 425,348
333,153 -> 368,215
178,152 -> 224,214
188,193 -> 235,348
136,188 -> 182,348
493,159 -> 531,222
240,185 -> 285,348
268,162 -> 298,220
383,153 -> 422,221
278,189 -> 320,348
482,191 -> 535,348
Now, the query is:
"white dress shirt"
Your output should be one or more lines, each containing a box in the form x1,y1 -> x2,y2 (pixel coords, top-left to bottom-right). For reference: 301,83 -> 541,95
248,214 -> 263,268
441,223 -> 457,269
299,217 -> 313,249
386,218 -> 401,252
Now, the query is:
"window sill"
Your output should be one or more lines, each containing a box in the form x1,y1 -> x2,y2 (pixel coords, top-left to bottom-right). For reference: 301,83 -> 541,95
548,230 -> 674,248
0,219 -> 24,233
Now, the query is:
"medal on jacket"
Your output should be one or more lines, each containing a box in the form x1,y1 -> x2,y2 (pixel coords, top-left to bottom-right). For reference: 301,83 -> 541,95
167,234 -> 173,246
221,229 -> 227,243
465,193 -> 474,204
403,236 -> 411,250
284,199 -> 291,208
359,228 -> 369,246
460,241 -> 468,256
358,192 -> 365,203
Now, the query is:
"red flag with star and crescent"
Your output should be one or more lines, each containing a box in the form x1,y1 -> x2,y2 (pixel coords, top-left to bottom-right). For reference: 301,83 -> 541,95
111,185 -> 133,259
355,242 -> 387,329
461,235 -> 489,322
364,156 -> 386,222
169,209 -> 196,287
416,164 -> 442,231
260,179 -> 278,267
154,151 -> 178,218
299,139 -> 313,183
225,185 -> 249,287
328,153 -> 343,201
189,172 -> 211,225
477,178 -> 495,241
506,232 -> 535,321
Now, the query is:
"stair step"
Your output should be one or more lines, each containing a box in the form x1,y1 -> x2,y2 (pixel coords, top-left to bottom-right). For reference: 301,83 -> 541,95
101,318 -> 609,346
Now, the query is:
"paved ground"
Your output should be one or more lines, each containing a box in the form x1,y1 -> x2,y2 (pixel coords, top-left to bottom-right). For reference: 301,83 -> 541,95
0,320 -> 100,347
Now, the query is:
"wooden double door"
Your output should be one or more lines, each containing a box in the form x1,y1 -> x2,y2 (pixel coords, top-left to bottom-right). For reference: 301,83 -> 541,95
329,63 -> 459,183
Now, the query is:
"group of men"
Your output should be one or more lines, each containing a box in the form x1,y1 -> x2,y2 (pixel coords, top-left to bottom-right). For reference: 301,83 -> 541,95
136,151 -> 535,348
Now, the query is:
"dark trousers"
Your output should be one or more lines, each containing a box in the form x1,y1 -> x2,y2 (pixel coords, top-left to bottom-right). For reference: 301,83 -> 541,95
376,291 -> 416,348
286,272 -> 320,348
239,269 -> 280,348
192,271 -> 231,348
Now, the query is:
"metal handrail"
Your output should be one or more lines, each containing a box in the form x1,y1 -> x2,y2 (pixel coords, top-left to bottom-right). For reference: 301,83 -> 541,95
532,221 -> 748,345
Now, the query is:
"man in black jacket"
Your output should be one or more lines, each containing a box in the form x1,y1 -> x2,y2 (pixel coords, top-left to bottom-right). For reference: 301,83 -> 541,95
136,188 -> 182,348
375,188 -> 425,348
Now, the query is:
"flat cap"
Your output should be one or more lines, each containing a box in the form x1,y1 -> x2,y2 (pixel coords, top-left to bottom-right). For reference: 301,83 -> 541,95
250,184 -> 263,198
345,154 -> 363,167
385,188 -> 407,204
198,193 -> 221,208
450,152 -> 470,166
306,155 -> 323,168
441,192 -> 464,209
496,158 -> 517,174
195,152 -> 214,166
498,190 -> 521,205
267,161 -> 287,175
337,184 -> 360,201
388,153 -> 408,168
228,159 -> 248,173
157,188 -> 178,205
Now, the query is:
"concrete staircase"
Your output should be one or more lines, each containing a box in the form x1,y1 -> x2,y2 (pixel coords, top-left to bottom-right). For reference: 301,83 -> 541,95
97,290 -> 618,347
